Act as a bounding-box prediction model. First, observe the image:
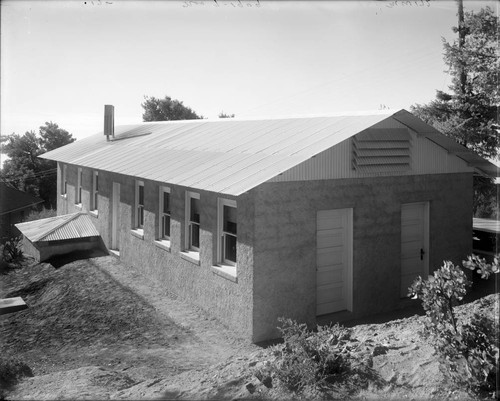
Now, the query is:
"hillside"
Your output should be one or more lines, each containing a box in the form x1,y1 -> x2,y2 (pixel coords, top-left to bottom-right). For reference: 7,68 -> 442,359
1,255 -> 498,400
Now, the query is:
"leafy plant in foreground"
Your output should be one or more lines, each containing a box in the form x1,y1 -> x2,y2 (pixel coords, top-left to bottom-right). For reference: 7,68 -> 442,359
1,236 -> 24,264
409,256 -> 499,395
262,318 -> 370,393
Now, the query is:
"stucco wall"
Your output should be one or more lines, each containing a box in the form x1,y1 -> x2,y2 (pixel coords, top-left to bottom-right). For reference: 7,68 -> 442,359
57,161 -> 473,343
57,163 -> 255,340
250,173 -> 473,341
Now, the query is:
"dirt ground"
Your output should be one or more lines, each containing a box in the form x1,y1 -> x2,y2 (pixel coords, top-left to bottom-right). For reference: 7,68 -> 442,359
1,253 -> 498,400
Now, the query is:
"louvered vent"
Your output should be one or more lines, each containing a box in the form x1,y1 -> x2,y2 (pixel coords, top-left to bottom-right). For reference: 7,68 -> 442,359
352,128 -> 411,173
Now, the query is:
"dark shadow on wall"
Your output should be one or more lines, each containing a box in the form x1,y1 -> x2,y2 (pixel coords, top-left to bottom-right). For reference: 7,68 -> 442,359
46,248 -> 109,269
45,238 -> 109,269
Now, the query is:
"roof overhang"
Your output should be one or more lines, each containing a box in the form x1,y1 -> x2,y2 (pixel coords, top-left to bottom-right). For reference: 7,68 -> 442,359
15,212 -> 100,242
392,110 -> 499,178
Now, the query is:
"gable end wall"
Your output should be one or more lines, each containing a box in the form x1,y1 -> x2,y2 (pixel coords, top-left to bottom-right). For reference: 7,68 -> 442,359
251,172 -> 472,342
268,117 -> 472,182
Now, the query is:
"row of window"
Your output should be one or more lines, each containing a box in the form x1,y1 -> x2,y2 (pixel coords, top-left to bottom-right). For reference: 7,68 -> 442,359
61,165 -> 98,212
134,181 -> 237,266
60,165 -> 237,269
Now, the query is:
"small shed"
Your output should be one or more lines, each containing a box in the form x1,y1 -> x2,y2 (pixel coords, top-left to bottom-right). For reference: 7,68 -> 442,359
15,212 -> 104,262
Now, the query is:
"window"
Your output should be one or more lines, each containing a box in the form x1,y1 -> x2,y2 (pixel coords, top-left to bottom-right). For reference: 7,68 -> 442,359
76,168 -> 82,205
218,199 -> 237,266
61,164 -> 67,196
159,187 -> 171,240
185,192 -> 200,251
135,180 -> 145,229
92,171 -> 99,211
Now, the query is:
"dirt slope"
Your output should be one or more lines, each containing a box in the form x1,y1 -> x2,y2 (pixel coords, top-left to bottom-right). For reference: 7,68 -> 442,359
1,255 -> 498,400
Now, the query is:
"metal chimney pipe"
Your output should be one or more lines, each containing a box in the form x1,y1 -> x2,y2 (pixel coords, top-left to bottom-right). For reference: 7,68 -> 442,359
104,105 -> 114,141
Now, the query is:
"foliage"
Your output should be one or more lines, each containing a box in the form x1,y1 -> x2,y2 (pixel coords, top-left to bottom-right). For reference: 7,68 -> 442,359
261,318 -> 370,393
0,122 -> 75,208
142,95 -> 203,121
218,111 -> 235,118
462,254 -> 499,279
409,256 -> 499,395
411,6 -> 499,160
1,236 -> 24,264
473,177 -> 499,219
23,207 -> 57,223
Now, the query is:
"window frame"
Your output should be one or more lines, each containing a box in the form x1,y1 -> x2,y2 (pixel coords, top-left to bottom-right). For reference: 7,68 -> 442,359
135,180 -> 145,230
60,163 -> 67,196
91,171 -> 99,212
159,186 -> 171,241
185,191 -> 200,252
76,167 -> 82,205
217,198 -> 237,267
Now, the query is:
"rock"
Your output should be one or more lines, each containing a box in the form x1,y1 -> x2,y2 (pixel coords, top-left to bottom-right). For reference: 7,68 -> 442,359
245,382 -> 256,393
372,345 -> 389,356
261,376 -> 272,388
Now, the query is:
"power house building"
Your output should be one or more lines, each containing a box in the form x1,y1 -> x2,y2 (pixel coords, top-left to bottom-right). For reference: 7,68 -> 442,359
40,108 -> 497,342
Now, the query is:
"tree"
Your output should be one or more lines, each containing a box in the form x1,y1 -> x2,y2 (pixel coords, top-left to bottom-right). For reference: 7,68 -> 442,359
0,122 -> 75,209
411,5 -> 499,218
411,6 -> 499,160
142,95 -> 203,121
218,111 -> 235,118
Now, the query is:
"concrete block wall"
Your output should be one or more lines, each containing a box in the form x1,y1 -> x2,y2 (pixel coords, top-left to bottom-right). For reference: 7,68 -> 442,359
57,163 -> 255,340
56,161 -> 473,343
37,237 -> 104,262
250,173 -> 473,341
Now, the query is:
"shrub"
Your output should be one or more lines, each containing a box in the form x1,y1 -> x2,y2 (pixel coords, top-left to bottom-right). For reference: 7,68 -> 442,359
1,236 -> 23,264
409,256 -> 499,396
23,207 -> 56,222
261,318 -> 368,393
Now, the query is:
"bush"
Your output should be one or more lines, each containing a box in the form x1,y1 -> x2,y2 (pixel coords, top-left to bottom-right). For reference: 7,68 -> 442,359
23,207 -> 56,222
1,236 -> 23,264
409,256 -> 499,396
261,318 -> 369,393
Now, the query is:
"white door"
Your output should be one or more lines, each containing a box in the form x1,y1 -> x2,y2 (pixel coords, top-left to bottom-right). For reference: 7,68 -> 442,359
401,202 -> 429,297
111,182 -> 120,250
316,208 -> 353,315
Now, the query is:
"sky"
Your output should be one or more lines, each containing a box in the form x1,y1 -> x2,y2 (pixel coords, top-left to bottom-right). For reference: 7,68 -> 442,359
1,0 -> 498,147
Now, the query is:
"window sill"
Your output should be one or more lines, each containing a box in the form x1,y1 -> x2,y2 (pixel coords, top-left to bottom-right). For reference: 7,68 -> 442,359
181,250 -> 200,265
130,229 -> 144,240
212,264 -> 238,282
154,239 -> 171,252
89,210 -> 98,218
61,194 -> 67,199
75,203 -> 82,210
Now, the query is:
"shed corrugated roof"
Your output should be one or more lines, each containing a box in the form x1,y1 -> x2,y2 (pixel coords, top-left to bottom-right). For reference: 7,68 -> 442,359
15,212 -> 100,242
40,109 -> 498,195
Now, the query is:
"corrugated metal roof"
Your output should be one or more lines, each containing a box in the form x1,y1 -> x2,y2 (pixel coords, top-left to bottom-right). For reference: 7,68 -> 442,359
15,212 -> 100,242
473,218 -> 500,234
40,110 -> 498,196
391,110 -> 499,177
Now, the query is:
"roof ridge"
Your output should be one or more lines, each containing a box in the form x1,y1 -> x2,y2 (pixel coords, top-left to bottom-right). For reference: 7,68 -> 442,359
36,212 -> 83,241
121,110 -> 399,125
